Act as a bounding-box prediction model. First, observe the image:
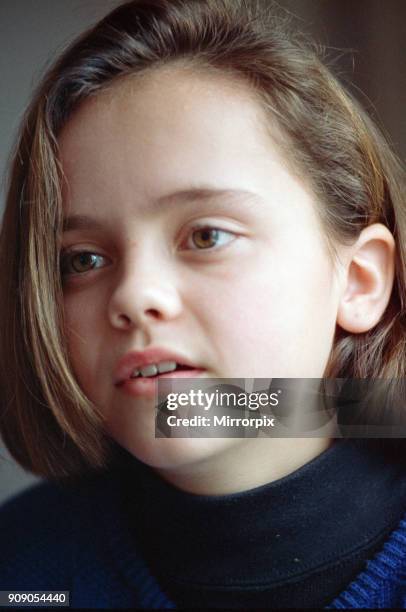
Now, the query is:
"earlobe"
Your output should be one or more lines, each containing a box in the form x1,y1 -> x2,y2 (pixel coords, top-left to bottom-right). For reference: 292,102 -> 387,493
336,224 -> 396,334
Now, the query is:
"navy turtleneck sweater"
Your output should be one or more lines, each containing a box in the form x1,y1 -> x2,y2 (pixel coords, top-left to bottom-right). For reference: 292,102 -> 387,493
118,439 -> 406,608
2,439 -> 406,608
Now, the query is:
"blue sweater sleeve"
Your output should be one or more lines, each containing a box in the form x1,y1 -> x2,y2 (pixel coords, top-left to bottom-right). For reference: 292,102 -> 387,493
0,477 -> 175,609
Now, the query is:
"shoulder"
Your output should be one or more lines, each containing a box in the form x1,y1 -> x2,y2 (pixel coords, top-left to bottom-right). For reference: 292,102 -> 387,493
0,467 -> 176,608
0,472 -> 115,591
1,477 -> 76,529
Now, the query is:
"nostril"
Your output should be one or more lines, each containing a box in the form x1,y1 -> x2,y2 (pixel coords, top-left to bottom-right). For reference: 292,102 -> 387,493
144,308 -> 161,319
118,313 -> 132,325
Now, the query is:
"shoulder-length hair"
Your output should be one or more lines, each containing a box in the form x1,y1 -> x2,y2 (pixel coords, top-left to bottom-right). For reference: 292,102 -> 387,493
1,0 -> 405,479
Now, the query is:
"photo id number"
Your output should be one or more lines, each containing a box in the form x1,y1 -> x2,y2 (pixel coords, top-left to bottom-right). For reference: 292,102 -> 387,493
0,591 -> 69,607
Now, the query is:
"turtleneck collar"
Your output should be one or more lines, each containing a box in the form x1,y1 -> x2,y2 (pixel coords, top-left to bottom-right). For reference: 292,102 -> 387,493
116,439 -> 406,589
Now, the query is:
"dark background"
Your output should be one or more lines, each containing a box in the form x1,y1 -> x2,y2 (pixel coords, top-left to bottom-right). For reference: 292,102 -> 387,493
282,0 -> 406,163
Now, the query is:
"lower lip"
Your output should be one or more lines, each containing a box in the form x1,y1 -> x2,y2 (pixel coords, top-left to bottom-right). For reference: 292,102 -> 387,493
116,369 -> 206,398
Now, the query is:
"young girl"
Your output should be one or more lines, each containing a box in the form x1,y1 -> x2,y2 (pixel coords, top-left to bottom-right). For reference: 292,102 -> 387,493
1,0 -> 405,608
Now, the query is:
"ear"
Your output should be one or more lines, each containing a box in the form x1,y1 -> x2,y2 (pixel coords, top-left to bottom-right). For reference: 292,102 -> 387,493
337,223 -> 396,334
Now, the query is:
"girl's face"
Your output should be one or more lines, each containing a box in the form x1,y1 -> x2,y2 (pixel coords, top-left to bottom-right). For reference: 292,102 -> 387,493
59,67 -> 345,483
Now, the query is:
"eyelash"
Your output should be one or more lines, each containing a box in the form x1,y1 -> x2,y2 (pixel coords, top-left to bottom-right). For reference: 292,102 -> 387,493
59,226 -> 237,276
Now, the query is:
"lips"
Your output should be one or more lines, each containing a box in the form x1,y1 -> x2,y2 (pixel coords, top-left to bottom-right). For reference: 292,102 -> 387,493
114,347 -> 202,386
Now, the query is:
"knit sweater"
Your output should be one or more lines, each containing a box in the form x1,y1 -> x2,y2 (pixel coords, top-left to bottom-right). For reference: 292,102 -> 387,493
1,444 -> 406,609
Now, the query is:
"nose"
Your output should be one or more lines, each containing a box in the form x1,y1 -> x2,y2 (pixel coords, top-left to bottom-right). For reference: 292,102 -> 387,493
108,255 -> 183,331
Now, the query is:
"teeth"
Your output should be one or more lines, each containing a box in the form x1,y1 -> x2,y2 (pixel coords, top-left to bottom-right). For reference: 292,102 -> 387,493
140,364 -> 158,377
129,361 -> 178,379
157,361 -> 177,374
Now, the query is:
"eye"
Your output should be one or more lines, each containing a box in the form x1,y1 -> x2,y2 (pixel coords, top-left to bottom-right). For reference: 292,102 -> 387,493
60,251 -> 107,276
186,227 -> 236,250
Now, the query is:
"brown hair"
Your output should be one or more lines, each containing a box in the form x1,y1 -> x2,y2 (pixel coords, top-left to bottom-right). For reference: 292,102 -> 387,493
1,0 -> 405,479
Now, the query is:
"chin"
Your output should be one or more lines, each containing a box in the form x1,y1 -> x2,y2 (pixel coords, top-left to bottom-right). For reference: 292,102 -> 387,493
122,435 -> 239,472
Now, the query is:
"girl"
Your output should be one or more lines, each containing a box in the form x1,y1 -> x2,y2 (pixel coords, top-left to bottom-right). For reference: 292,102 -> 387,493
1,0 -> 405,608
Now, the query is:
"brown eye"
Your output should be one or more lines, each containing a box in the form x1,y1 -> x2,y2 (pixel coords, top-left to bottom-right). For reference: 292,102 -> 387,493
60,252 -> 105,276
191,228 -> 220,249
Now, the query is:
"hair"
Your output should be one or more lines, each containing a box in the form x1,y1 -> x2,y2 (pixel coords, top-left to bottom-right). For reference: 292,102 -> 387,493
0,0 -> 405,480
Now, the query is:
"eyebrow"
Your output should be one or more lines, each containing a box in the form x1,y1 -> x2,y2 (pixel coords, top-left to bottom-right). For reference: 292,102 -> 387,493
62,187 -> 262,232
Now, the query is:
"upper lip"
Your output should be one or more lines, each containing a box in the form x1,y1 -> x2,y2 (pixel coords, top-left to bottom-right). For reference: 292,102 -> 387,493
114,347 -> 201,386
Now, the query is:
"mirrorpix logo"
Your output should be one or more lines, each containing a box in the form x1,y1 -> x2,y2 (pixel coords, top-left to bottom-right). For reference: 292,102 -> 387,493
155,378 -> 283,438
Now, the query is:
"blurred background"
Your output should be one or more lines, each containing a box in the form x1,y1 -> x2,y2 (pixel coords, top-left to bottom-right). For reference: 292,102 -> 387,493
1,0 -> 405,505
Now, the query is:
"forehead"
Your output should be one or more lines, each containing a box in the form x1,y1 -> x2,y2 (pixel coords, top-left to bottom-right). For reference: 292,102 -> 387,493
58,65 -> 284,193
61,63 -> 270,132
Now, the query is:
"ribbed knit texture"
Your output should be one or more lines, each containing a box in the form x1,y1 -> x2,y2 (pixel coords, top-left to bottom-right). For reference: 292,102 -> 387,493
328,517 -> 406,609
1,473 -> 406,609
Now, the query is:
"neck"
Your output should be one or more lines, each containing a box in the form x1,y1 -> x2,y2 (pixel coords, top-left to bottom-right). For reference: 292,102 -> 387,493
154,437 -> 333,495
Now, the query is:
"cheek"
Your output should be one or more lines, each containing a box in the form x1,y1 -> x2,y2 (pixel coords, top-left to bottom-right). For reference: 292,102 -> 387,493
271,255 -> 338,374
194,243 -> 338,376
62,291 -> 106,395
